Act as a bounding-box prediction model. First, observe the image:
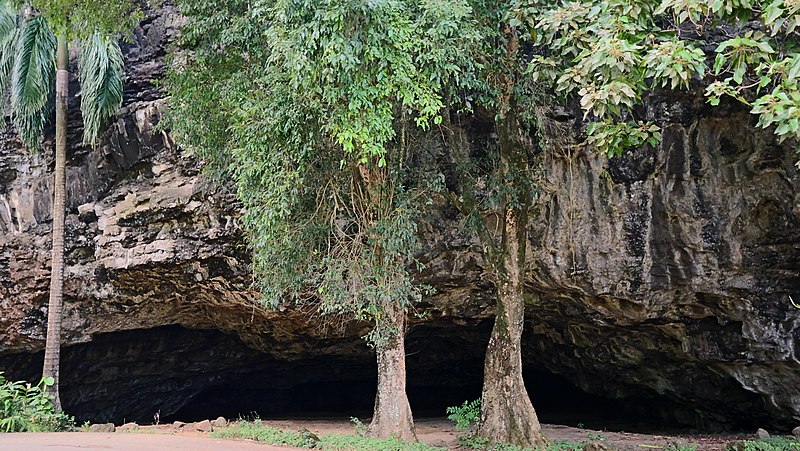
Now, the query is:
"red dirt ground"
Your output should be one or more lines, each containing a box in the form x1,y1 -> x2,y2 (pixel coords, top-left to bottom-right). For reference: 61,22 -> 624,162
0,418 -> 765,450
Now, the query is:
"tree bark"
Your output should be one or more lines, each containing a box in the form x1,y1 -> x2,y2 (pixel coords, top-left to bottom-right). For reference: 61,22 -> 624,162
476,112 -> 546,447
368,301 -> 416,441
477,271 -> 545,447
42,34 -> 68,411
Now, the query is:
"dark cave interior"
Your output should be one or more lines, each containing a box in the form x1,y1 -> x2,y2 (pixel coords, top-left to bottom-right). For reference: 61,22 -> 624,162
0,325 -> 769,433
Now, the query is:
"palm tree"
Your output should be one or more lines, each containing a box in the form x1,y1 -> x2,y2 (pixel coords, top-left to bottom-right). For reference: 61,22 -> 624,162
0,2 -> 124,410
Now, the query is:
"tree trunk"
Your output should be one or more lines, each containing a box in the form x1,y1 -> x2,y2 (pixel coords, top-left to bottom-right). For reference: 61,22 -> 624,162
477,273 -> 545,447
477,113 -> 546,447
42,34 -> 68,411
368,301 -> 416,441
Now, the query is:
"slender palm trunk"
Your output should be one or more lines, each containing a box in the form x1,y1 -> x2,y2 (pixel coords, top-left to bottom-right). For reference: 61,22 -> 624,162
42,34 -> 68,411
368,301 -> 416,441
477,113 -> 545,447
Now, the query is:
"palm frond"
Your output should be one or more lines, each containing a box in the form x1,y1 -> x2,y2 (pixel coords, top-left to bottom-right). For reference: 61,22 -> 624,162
0,3 -> 19,101
11,14 -> 55,149
78,32 -> 123,146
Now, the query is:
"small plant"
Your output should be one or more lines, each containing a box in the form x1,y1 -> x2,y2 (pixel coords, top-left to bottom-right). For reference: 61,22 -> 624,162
576,422 -> 585,429
350,416 -> 368,435
318,433 -> 445,450
455,433 -> 585,451
727,437 -> 800,451
457,434 -> 493,450
210,420 -> 318,448
211,419 -> 445,450
446,399 -> 481,431
548,441 -> 584,451
456,435 -> 584,451
0,372 -> 74,432
665,444 -> 698,451
586,432 -> 608,442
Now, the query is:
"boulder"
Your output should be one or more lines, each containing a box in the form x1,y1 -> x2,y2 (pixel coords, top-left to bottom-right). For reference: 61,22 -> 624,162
211,416 -> 227,428
88,423 -> 116,433
194,419 -> 213,432
117,422 -> 138,432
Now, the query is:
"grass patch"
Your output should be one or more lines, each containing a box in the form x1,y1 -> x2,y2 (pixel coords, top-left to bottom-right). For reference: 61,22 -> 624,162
318,434 -> 445,450
210,419 -> 445,450
210,420 -> 318,448
546,440 -> 587,451
727,437 -> 800,451
454,437 -> 696,451
665,444 -> 698,451
456,433 -> 585,450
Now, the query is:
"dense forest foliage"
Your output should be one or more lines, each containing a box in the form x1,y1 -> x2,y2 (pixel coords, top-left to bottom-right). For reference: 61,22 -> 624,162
165,0 -> 799,447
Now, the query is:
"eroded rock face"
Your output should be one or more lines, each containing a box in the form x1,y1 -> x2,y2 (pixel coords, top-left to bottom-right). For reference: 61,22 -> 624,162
522,103 -> 800,429
0,4 -> 798,431
0,3 -> 253,354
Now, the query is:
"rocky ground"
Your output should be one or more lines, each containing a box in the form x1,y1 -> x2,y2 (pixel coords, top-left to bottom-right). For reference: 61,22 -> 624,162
74,417 -> 783,450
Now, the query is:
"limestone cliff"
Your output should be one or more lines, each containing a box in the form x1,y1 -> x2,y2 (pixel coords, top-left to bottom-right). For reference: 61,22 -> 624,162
0,4 -> 798,431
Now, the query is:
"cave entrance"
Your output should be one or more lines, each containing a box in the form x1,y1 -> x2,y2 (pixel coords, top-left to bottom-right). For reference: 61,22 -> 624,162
0,325 -> 728,431
164,362 -> 676,433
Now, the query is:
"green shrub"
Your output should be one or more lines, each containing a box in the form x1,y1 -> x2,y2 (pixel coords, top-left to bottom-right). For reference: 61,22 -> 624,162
210,419 -> 318,448
318,433 -> 444,450
211,420 -> 445,450
456,434 -> 493,450
545,440 -> 585,451
665,444 -> 698,451
446,399 -> 481,431
728,437 -> 800,451
456,434 -> 584,451
0,372 -> 74,432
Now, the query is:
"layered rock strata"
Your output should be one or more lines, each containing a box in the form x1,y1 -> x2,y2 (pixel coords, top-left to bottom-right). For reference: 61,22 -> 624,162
0,4 -> 798,431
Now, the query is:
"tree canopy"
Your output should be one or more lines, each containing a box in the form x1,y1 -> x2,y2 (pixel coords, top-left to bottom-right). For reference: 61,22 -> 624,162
168,0 -> 478,329
167,0 -> 800,446
168,0 -> 483,438
0,0 -> 138,148
12,0 -> 139,38
520,0 -> 800,159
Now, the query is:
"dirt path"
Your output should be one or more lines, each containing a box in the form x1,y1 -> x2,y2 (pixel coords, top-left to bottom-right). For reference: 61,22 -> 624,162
0,432 -> 297,451
261,418 -> 738,450
0,418 -> 754,450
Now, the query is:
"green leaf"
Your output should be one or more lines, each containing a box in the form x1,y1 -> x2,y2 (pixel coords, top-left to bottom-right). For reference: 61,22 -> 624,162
763,4 -> 783,26
733,65 -> 745,84
713,53 -> 726,73
78,32 -> 124,146
756,41 -> 775,53
11,15 -> 56,150
0,2 -> 18,100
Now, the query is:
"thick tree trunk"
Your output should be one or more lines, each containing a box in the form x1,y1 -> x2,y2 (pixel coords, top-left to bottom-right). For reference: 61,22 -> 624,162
42,34 -> 68,411
477,273 -> 545,447
368,301 -> 416,441
477,113 -> 546,447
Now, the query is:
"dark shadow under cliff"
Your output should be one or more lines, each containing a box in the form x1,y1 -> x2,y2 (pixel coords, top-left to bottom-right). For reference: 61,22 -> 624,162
0,324 -> 775,432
